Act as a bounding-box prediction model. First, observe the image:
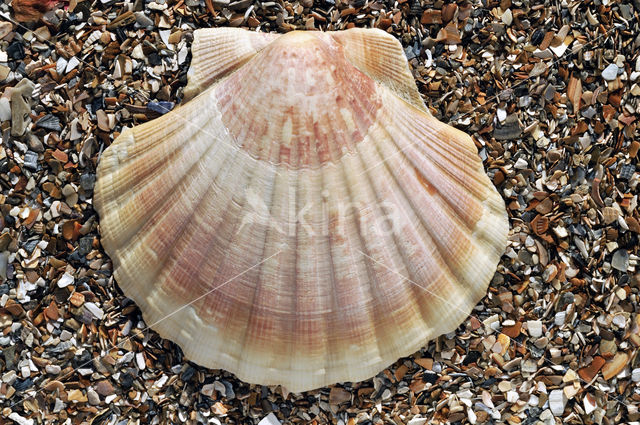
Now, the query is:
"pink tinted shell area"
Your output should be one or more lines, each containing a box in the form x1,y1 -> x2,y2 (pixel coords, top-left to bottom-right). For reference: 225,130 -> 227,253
93,28 -> 509,392
214,31 -> 383,168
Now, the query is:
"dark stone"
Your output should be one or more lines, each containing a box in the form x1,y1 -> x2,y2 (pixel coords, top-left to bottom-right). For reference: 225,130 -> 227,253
462,350 -> 481,365
260,399 -> 274,413
145,399 -> 157,416
78,236 -> 93,256
3,345 -> 16,369
172,344 -> 183,363
120,372 -> 134,389
91,96 -> 104,114
49,340 -> 74,353
4,214 -> 15,227
59,13 -> 82,33
491,23 -> 506,36
600,329 -> 615,340
404,45 -> 417,61
558,292 -> 575,310
147,101 -> 174,115
480,377 -> 496,388
531,28 -> 544,46
523,407 -> 543,424
181,365 -> 195,382
68,250 -> 85,264
570,166 -> 586,187
544,85 -> 556,101
0,284 -> 8,295
423,371 -> 438,384
572,252 -> 588,269
582,106 -> 597,119
80,173 -> 96,191
568,223 -> 587,237
196,399 -> 213,410
435,59 -> 449,69
14,62 -> 26,76
148,52 -> 161,66
620,232 -> 638,250
620,274 -> 630,286
88,409 -> 111,425
115,28 -> 127,43
222,380 -> 235,399
409,0 -> 421,16
280,405 -> 291,417
23,239 -> 38,255
13,378 -> 33,391
619,164 -> 636,181
28,134 -> 44,152
530,345 -> 545,358
514,86 -> 529,97
7,42 -> 25,60
72,350 -> 92,368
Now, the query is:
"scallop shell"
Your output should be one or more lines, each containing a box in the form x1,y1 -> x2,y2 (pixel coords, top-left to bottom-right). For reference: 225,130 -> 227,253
94,28 -> 508,392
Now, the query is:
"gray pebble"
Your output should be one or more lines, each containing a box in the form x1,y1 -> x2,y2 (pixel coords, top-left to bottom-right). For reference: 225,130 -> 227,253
27,134 -> 44,153
87,387 -> 101,405
582,106 -> 597,119
494,115 -> 522,140
602,63 -> 619,81
78,237 -> 93,256
23,151 -> 39,171
134,12 -> 154,27
80,173 -> 96,191
544,85 -> 556,101
612,249 -> 629,272
49,340 -> 74,353
60,329 -> 72,341
0,97 -> 10,122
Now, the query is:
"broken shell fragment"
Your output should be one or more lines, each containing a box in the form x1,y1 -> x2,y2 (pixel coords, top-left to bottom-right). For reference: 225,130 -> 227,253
94,28 -> 509,392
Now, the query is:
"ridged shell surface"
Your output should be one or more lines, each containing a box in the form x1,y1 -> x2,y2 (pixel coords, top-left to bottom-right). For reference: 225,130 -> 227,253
94,28 -> 509,392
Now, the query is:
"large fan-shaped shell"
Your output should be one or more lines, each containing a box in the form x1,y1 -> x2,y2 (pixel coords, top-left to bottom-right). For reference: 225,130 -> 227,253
94,28 -> 508,392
